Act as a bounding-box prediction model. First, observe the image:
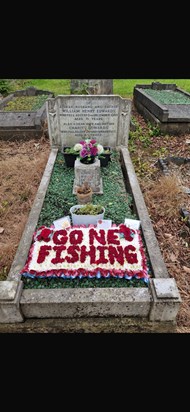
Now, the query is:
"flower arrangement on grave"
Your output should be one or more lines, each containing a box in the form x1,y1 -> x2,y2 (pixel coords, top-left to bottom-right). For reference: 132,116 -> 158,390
76,138 -> 104,164
20,223 -> 149,282
63,139 -> 112,166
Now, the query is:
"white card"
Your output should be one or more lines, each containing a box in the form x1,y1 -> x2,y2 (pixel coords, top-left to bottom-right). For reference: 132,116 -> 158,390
97,219 -> 112,229
53,216 -> 71,230
124,218 -> 141,230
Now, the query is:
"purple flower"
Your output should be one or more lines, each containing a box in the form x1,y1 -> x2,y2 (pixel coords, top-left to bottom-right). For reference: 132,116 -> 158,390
78,138 -> 101,161
80,147 -> 88,158
91,146 -> 98,156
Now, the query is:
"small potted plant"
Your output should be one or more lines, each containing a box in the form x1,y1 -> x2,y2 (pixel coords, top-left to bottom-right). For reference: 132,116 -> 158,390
99,146 -> 112,167
62,143 -> 82,167
76,182 -> 93,205
70,203 -> 105,226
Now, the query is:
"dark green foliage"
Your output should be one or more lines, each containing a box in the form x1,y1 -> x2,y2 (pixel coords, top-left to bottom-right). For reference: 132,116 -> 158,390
74,204 -> 103,215
3,95 -> 48,111
0,79 -> 11,95
38,151 -> 136,228
23,276 -> 147,289
144,89 -> 190,105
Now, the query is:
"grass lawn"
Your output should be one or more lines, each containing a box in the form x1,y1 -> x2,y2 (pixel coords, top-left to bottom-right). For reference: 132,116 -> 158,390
8,79 -> 190,99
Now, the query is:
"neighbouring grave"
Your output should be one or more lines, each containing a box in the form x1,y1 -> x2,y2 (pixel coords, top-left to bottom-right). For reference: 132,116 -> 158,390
70,79 -> 113,95
133,82 -> 190,134
158,155 -> 190,228
0,86 -> 54,140
0,95 -> 182,332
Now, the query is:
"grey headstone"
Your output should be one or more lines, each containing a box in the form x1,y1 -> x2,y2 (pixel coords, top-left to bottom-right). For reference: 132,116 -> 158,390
46,95 -> 131,148
70,79 -> 113,95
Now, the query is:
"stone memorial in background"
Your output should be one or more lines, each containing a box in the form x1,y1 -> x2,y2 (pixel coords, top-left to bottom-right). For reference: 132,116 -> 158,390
46,94 -> 131,149
70,80 -> 113,95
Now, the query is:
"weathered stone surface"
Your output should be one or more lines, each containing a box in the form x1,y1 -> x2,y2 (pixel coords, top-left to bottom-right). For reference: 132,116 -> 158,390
134,87 -> 169,122
47,95 -> 131,148
0,87 -> 54,140
20,287 -> 151,318
0,317 -> 178,333
153,278 -> 181,299
134,82 -> 190,134
134,99 -> 190,134
120,147 -> 169,279
73,158 -> 103,194
149,279 -> 181,321
0,280 -> 24,323
70,80 -> 113,95
0,281 -> 19,300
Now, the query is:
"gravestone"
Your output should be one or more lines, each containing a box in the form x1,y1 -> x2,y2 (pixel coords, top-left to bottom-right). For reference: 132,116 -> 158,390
46,95 -> 131,148
0,86 -> 54,140
70,80 -> 113,95
133,82 -> 190,134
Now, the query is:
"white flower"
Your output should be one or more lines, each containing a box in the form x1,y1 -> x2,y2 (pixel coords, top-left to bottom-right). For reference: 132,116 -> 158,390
97,144 -> 104,154
73,143 -> 83,152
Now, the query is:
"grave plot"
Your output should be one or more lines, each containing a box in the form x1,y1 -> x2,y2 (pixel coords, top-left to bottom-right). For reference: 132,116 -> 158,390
0,95 -> 181,332
158,156 -> 190,228
133,82 -> 190,134
0,86 -> 54,140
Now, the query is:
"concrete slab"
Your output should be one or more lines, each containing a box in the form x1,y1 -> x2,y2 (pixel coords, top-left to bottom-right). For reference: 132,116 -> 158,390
0,281 -> 19,301
0,280 -> 24,323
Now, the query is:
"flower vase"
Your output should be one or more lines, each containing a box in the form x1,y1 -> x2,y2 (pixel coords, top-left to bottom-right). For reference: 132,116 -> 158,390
80,155 -> 96,165
62,146 -> 78,167
99,147 -> 112,167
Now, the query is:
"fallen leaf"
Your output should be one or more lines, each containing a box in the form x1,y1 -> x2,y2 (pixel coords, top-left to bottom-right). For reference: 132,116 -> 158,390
0,227 -> 4,234
170,252 -> 177,262
182,266 -> 190,274
165,233 -> 173,238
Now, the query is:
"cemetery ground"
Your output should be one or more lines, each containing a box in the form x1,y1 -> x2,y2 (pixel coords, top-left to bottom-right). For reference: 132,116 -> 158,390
0,106 -> 190,332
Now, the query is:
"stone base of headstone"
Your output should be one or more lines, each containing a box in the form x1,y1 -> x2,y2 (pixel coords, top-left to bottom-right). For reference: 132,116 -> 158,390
73,158 -> 103,194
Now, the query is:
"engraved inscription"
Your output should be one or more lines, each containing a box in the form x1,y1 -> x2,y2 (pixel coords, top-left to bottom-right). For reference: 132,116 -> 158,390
60,103 -> 119,139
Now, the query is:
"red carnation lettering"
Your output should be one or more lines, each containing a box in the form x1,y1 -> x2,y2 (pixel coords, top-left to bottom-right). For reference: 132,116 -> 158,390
65,245 -> 80,263
119,224 -> 134,241
89,228 -> 106,245
95,246 -> 108,264
53,230 -> 68,245
37,245 -> 52,264
124,245 -> 138,264
37,228 -> 52,242
51,245 -> 66,264
107,229 -> 120,245
108,245 -> 124,265
69,229 -> 83,245
80,245 -> 96,264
